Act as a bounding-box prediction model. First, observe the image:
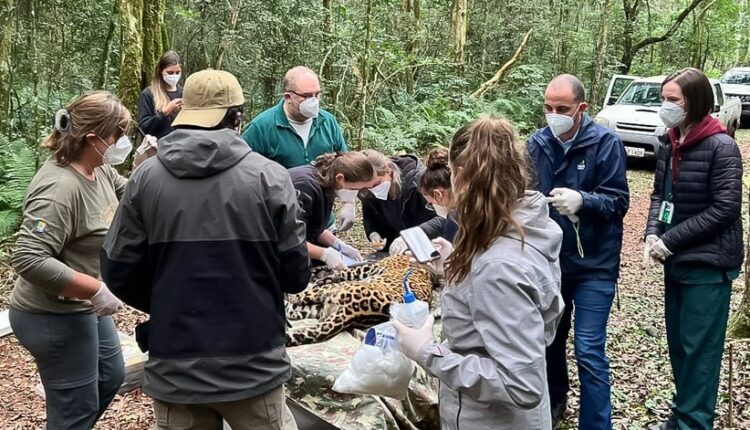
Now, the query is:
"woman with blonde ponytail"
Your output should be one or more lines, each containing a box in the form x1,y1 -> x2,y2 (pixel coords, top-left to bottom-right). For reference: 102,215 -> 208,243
393,117 -> 564,430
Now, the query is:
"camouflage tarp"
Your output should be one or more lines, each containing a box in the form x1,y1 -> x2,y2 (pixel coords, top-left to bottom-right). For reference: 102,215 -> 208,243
286,330 -> 439,430
285,287 -> 445,430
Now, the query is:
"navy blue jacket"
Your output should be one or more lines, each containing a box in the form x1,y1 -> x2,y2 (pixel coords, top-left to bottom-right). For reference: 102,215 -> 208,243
527,115 -> 629,281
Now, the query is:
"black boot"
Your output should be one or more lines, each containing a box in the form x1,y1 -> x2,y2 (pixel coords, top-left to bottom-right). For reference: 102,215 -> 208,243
648,414 -> 677,430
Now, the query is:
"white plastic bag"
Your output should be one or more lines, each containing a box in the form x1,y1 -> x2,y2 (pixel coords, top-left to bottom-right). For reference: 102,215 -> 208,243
333,322 -> 414,399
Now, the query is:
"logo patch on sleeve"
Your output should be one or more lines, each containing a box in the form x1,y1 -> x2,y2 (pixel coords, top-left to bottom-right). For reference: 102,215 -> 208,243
32,220 -> 48,234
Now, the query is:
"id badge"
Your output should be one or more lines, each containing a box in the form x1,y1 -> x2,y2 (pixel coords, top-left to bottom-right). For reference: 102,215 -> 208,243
659,201 -> 674,224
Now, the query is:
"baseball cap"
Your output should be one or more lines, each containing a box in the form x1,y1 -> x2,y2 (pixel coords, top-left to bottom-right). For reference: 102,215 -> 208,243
172,69 -> 245,128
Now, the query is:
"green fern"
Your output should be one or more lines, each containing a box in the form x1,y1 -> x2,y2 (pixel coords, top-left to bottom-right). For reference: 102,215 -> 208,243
0,136 -> 38,239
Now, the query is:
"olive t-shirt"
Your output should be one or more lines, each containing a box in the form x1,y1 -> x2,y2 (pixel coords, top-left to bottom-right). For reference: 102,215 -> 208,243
10,159 -> 127,313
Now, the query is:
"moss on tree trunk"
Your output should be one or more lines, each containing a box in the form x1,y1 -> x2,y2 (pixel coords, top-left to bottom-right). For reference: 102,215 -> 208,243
141,0 -> 165,88
0,0 -> 13,134
117,0 -> 144,114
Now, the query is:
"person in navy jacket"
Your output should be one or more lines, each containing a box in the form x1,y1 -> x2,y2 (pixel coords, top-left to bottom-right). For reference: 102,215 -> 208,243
526,74 -> 629,430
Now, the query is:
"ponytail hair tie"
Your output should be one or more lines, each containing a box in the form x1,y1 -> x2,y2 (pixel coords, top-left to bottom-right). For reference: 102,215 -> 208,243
54,109 -> 72,134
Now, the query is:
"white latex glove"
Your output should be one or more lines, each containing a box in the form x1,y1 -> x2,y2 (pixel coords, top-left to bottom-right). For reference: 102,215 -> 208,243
650,239 -> 673,262
369,232 -> 386,251
549,188 -> 583,216
135,134 -> 158,155
389,237 -> 408,256
392,314 -> 436,361
320,247 -> 347,270
90,283 -> 124,316
643,234 -> 660,265
336,202 -> 356,232
333,238 -> 362,261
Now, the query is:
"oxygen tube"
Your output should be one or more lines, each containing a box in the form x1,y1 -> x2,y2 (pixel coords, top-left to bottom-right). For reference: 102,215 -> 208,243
402,269 -> 415,303
397,268 -> 429,328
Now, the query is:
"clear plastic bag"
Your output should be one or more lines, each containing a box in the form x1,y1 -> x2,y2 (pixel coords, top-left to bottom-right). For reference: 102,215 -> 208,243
332,322 -> 414,399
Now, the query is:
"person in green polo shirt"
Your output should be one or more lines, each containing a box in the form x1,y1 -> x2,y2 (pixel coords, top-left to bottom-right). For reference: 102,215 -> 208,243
243,66 -> 356,230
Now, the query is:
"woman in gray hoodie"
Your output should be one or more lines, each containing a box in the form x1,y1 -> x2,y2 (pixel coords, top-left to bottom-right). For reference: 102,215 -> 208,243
393,116 -> 564,430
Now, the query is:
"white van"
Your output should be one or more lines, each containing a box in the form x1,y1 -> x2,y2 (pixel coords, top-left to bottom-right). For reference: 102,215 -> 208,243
594,75 -> 741,160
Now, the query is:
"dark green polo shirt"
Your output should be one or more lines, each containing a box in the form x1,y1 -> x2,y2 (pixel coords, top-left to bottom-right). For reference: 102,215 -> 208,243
242,99 -> 348,168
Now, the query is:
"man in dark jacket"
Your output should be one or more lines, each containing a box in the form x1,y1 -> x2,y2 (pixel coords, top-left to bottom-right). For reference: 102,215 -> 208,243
101,70 -> 308,430
527,74 -> 629,430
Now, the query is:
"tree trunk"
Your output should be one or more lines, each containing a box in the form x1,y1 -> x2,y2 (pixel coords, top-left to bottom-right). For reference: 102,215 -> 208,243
450,0 -> 468,66
213,0 -> 241,70
739,0 -> 750,65
691,1 -> 716,69
322,0 -> 336,103
96,0 -> 119,89
590,0 -> 613,111
0,0 -> 14,135
117,0 -> 145,114
728,236 -> 750,339
355,0 -> 373,144
402,0 -> 420,94
619,0 -> 706,74
141,0 -> 165,88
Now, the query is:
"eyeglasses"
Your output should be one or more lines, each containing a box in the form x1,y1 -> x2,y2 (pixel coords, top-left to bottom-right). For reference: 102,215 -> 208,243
425,203 -> 435,212
288,90 -> 322,99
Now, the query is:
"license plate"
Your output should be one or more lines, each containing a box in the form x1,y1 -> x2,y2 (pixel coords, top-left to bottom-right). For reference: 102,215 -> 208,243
625,146 -> 645,158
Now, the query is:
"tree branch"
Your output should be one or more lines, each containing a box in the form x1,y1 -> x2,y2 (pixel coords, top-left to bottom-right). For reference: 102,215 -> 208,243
632,0 -> 706,52
471,28 -> 533,99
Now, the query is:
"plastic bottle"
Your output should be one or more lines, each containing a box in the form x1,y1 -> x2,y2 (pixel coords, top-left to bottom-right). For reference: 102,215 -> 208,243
395,269 -> 429,328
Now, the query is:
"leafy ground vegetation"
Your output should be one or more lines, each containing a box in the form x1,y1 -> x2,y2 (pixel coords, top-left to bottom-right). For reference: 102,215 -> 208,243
0,132 -> 748,429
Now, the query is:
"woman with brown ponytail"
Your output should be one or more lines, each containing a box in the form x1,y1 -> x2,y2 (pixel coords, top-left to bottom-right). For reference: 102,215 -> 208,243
289,151 -> 379,270
393,117 -> 564,429
10,91 -> 130,429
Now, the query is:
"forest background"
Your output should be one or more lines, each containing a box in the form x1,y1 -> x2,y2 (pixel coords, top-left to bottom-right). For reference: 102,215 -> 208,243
1,0 -> 750,237
2,1 -> 750,427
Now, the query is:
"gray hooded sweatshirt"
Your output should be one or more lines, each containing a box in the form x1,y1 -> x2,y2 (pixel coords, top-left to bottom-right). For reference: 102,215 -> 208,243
415,191 -> 564,430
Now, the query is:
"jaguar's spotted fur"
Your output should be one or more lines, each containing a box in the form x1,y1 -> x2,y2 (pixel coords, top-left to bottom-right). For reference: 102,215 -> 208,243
285,255 -> 434,346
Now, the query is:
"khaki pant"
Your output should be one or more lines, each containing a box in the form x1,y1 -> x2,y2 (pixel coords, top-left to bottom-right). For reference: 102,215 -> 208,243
153,386 -> 298,430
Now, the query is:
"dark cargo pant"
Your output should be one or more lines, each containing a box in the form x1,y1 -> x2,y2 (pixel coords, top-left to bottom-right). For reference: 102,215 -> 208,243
9,308 -> 125,430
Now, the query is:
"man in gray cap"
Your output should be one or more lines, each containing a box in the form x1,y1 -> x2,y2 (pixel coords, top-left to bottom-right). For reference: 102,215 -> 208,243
101,69 -> 308,430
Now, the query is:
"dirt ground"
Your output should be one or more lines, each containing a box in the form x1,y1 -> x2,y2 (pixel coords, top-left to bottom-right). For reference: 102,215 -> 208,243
1,132 -> 749,429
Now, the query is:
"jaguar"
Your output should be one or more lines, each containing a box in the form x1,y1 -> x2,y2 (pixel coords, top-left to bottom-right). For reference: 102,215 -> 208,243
285,255 -> 434,346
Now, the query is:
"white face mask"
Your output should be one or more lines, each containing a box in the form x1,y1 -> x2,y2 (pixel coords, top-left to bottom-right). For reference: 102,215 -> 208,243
96,135 -> 133,166
299,97 -> 320,118
659,102 -> 687,128
546,108 -> 579,139
336,188 -> 359,202
163,73 -> 181,87
433,204 -> 450,218
369,180 -> 391,200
